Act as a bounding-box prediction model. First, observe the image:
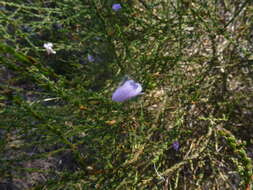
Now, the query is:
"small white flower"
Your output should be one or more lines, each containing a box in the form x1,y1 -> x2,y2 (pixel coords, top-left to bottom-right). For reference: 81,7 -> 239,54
43,42 -> 56,54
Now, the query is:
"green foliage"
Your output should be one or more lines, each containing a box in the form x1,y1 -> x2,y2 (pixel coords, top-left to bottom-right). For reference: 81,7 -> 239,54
0,0 -> 253,189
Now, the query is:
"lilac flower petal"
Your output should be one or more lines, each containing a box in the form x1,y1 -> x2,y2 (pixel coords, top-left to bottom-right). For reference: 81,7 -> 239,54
112,3 -> 122,11
112,79 -> 142,102
172,141 -> 179,151
87,54 -> 95,62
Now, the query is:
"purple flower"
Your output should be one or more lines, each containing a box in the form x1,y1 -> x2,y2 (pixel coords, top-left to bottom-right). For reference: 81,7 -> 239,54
112,3 -> 122,11
172,141 -> 179,151
87,54 -> 95,62
112,79 -> 142,102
